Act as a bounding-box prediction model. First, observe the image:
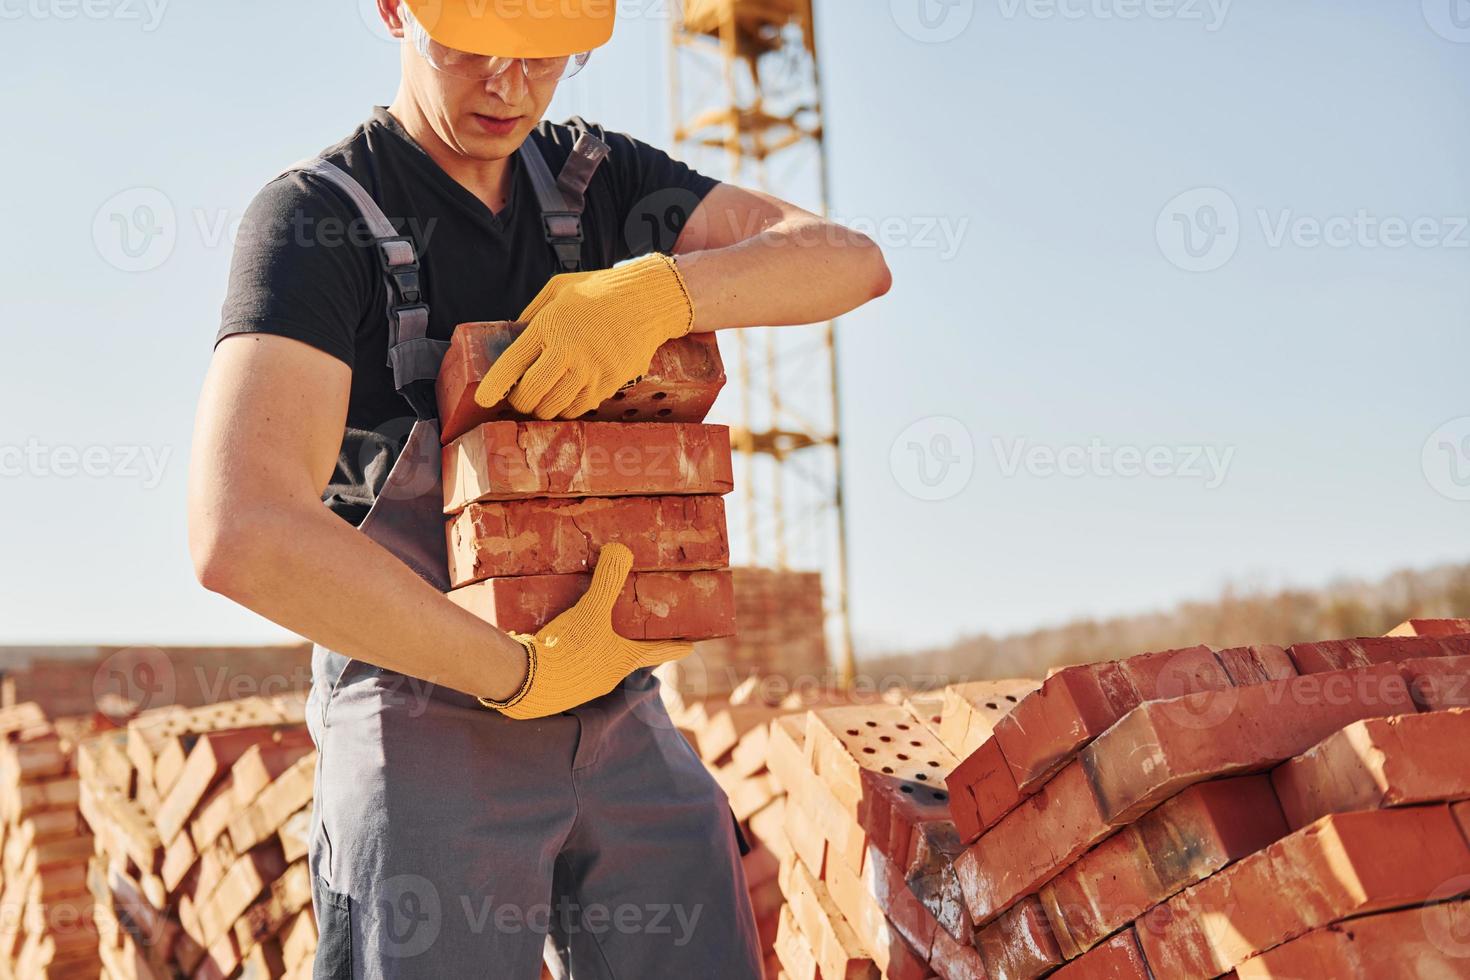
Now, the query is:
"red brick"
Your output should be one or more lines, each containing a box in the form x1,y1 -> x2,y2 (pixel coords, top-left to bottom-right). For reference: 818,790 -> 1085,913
1272,708 -> 1470,829
1078,662 -> 1416,824
1115,645 -> 1230,702
1213,645 -> 1296,685
447,495 -> 728,585
1286,634 -> 1470,674
826,847 -> 931,980
937,680 -> 1039,758
437,322 -> 726,444
442,420 -> 734,512
1136,806 -> 1470,978
1455,800 -> 1470,842
1051,930 -> 1150,980
1401,655 -> 1470,710
961,739 -> 1024,837
905,821 -> 971,944
1040,775 -> 1285,960
992,648 -> 1231,797
977,896 -> 1063,980
1386,617 -> 1470,638
1235,900 -> 1470,978
867,845 -> 939,961
805,705 -> 957,822
956,761 -> 1112,926
928,924 -> 987,980
447,568 -> 735,639
992,662 -> 1140,794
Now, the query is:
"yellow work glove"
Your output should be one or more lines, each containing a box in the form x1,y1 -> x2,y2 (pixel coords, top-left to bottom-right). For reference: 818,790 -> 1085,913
478,543 -> 692,720
472,253 -> 696,421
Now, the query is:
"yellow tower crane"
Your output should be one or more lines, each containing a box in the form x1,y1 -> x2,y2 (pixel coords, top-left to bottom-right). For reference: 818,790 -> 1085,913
669,0 -> 857,686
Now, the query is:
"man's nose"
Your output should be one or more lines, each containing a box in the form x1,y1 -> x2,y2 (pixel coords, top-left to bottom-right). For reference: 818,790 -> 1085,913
483,63 -> 528,102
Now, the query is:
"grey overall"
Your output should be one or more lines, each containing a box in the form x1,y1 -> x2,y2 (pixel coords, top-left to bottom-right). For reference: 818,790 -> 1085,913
288,133 -> 763,979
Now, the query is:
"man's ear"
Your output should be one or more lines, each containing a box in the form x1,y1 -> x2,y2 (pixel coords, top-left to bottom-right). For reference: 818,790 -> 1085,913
379,0 -> 406,38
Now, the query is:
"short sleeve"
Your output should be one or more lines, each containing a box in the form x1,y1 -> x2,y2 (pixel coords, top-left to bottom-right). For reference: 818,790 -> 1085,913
215,172 -> 377,369
600,130 -> 721,263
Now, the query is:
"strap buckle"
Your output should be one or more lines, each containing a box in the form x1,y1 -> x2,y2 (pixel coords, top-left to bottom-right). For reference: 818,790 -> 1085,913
541,211 -> 583,244
375,236 -> 422,305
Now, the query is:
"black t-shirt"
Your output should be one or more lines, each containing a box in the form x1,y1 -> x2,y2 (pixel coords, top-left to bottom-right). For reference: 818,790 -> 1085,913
216,106 -> 719,526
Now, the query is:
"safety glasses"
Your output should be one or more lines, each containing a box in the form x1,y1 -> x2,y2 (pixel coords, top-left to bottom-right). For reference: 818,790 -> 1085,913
401,5 -> 592,82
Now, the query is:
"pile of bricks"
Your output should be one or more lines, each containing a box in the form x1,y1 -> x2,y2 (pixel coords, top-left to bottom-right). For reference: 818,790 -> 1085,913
438,321 -> 738,642
0,703 -> 100,979
742,620 -> 1470,979
933,620 -> 1470,979
683,568 -> 830,700
78,695 -> 317,979
758,679 -> 1037,980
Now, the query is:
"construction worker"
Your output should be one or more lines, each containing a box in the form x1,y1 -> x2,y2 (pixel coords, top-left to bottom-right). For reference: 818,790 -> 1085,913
187,0 -> 889,975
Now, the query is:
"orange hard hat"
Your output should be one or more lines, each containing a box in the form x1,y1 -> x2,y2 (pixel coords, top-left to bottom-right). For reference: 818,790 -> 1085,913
399,0 -> 616,59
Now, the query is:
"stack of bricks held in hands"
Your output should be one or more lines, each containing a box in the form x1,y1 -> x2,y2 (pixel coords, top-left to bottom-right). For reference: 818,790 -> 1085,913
437,321 -> 737,642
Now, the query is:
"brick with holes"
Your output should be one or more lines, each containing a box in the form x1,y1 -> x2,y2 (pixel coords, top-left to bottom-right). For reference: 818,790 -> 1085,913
447,495 -> 729,585
937,680 -> 1038,759
1270,708 -> 1470,829
442,420 -> 734,512
437,322 -> 726,444
1135,806 -> 1470,978
804,705 -> 958,819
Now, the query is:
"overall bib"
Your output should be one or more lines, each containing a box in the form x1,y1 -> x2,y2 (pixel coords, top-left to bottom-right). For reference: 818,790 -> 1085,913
288,134 -> 763,980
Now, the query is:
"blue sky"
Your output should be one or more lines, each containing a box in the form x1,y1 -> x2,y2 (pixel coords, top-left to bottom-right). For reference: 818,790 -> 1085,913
3,0 -> 1468,652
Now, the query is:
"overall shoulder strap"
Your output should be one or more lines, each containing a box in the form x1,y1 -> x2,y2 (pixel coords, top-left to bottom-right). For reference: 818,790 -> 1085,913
281,158 -> 444,421
519,127 -> 611,273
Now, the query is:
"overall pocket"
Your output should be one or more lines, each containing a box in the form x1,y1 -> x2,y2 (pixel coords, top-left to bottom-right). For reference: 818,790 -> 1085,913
311,875 -> 354,980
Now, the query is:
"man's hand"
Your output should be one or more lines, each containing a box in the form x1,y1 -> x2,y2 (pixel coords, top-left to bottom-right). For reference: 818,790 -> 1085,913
480,543 -> 692,720
472,252 -> 694,420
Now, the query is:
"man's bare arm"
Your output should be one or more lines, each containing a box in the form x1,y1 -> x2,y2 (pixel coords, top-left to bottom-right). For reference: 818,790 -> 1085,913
187,333 -> 529,701
673,183 -> 892,332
